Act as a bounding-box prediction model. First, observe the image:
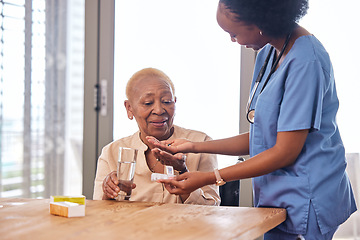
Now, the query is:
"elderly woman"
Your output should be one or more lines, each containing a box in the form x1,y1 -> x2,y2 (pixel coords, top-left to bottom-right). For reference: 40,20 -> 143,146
93,67 -> 220,205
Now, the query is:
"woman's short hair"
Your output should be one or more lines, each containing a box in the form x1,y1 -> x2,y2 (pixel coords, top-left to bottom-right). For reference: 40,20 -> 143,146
125,68 -> 175,99
219,0 -> 309,38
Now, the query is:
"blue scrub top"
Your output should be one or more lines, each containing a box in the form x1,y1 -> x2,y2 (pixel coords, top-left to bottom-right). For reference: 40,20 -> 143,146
249,35 -> 357,234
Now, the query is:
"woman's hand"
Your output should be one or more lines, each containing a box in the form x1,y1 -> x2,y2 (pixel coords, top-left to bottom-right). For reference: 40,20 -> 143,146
147,136 -> 193,172
102,171 -> 136,200
152,148 -> 188,172
158,171 -> 214,195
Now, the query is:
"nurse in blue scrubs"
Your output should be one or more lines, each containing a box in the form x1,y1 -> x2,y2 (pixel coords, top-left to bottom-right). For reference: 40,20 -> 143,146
147,0 -> 357,239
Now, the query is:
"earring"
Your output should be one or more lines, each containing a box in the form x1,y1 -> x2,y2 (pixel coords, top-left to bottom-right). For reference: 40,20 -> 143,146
260,31 -> 263,35
129,116 -> 133,120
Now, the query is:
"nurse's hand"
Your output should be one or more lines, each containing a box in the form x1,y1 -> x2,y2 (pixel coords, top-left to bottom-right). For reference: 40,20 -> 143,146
146,136 -> 194,154
158,171 -> 214,195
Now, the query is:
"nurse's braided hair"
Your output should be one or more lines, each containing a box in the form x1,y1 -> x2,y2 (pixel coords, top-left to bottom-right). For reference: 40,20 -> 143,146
219,0 -> 309,38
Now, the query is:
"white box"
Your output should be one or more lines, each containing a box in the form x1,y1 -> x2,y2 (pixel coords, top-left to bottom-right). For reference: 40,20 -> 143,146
49,201 -> 85,218
49,195 -> 86,218
151,173 -> 175,181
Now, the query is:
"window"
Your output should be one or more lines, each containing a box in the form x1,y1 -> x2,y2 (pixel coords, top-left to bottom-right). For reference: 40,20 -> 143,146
0,0 -> 84,198
113,0 -> 241,169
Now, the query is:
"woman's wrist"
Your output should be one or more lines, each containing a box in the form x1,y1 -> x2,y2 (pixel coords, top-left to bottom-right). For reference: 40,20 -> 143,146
205,171 -> 217,185
175,165 -> 188,175
179,166 -> 188,174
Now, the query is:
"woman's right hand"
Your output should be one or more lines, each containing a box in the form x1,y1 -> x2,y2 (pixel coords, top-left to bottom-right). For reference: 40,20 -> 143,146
102,171 -> 136,200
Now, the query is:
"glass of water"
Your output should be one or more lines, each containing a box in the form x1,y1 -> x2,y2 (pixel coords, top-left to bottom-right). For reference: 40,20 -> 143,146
116,147 -> 137,201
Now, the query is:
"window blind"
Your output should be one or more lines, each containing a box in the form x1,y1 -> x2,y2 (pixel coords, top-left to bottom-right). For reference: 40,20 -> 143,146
0,0 -> 84,198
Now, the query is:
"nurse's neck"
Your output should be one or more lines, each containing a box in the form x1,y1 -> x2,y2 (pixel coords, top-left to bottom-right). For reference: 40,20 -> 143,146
270,26 -> 310,69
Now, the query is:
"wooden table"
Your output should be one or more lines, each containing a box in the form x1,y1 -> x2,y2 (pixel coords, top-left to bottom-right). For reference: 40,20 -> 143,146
0,198 -> 286,240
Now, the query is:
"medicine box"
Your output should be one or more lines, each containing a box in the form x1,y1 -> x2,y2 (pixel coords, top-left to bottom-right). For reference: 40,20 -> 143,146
49,195 -> 86,217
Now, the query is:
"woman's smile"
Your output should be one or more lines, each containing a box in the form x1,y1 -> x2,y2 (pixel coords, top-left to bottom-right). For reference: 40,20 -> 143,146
149,119 -> 168,128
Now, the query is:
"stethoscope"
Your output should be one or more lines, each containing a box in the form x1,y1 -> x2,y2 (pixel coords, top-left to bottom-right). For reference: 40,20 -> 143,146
246,33 -> 292,124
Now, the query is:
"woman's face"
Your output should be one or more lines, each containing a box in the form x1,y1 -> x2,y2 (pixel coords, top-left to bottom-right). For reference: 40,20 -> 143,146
216,3 -> 268,51
125,76 -> 176,142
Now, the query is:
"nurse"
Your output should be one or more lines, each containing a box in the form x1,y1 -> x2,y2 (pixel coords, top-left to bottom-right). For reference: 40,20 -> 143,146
147,0 -> 357,239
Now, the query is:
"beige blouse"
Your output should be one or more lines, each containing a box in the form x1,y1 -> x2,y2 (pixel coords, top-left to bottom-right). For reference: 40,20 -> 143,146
93,125 -> 220,205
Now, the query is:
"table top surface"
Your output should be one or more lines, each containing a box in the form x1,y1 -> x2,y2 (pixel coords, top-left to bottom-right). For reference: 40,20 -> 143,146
0,198 -> 286,240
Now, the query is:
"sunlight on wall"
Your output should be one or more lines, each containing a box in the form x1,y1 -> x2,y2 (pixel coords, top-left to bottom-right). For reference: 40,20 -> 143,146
300,0 -> 360,154
113,0 -> 241,169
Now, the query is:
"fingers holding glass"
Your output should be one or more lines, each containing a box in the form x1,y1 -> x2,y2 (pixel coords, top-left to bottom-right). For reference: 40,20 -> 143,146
103,171 -> 120,199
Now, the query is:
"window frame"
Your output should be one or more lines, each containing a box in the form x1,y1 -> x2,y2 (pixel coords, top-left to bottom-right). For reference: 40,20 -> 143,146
82,0 -> 114,199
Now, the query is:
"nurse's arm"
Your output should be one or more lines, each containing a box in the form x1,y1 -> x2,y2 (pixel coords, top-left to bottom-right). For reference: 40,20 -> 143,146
217,129 -> 309,182
189,132 -> 250,156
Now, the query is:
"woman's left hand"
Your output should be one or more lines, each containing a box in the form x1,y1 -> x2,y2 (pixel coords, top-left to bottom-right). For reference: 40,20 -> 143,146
158,171 -> 212,195
152,147 -> 188,172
